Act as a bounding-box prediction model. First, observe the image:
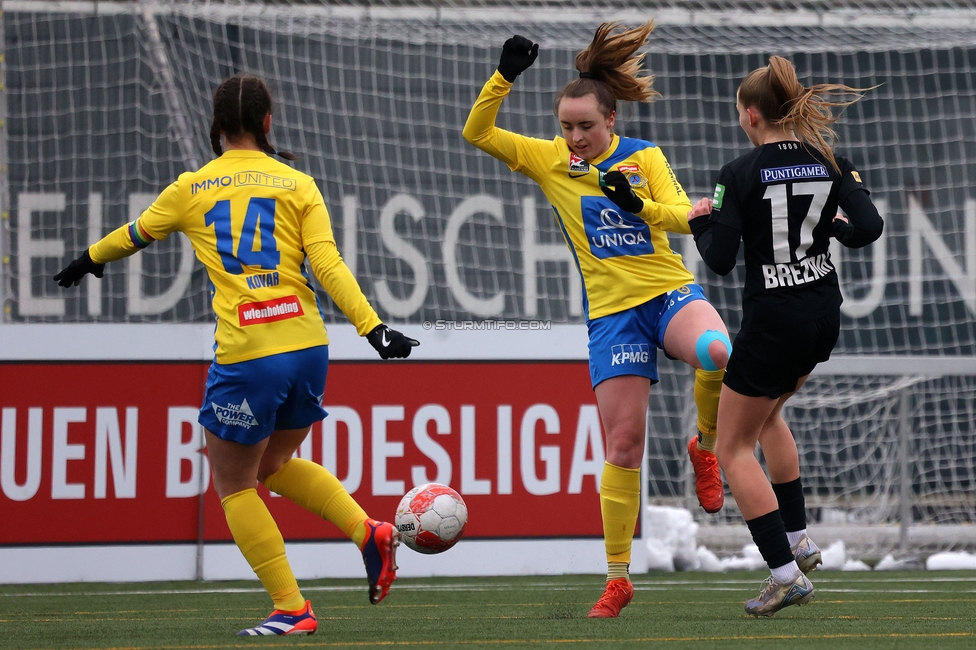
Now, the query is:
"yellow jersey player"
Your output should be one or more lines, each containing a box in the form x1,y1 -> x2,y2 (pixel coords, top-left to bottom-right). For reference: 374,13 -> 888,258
464,23 -> 731,617
55,73 -> 418,636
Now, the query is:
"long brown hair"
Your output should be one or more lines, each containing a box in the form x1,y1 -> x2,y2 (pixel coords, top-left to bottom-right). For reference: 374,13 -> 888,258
209,74 -> 296,161
738,56 -> 872,172
554,21 -> 660,117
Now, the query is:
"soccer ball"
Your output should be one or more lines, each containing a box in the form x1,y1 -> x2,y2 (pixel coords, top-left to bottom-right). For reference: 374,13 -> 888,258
394,483 -> 468,554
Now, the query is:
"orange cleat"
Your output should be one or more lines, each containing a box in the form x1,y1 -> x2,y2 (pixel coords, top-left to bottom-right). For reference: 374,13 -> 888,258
587,578 -> 635,618
688,436 -> 725,513
360,519 -> 400,604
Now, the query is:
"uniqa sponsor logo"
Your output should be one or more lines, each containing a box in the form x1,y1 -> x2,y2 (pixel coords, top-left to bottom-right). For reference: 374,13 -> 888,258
591,231 -> 648,248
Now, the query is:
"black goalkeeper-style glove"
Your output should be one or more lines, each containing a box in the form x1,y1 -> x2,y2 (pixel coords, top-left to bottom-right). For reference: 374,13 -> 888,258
497,35 -> 539,83
366,324 -> 420,360
600,170 -> 644,214
53,250 -> 105,288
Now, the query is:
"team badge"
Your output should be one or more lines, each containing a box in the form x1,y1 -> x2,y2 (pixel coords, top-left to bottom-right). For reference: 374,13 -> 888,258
851,170 -> 862,183
616,164 -> 647,188
569,153 -> 590,174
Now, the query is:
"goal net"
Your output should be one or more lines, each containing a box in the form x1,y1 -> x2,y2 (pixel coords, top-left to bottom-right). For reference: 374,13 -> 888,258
2,0 -> 974,558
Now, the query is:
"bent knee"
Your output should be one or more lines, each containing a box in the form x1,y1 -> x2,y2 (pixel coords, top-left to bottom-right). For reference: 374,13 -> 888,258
256,457 -> 290,484
696,329 -> 731,371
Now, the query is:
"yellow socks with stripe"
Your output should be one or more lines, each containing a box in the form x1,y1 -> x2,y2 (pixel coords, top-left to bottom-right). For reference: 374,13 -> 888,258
221,488 -> 305,612
694,368 -> 725,453
264,458 -> 370,547
607,562 -> 630,582
600,462 -> 641,566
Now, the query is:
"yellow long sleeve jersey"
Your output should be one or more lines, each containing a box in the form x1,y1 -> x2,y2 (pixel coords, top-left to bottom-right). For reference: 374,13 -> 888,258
463,71 -> 695,321
89,150 -> 381,364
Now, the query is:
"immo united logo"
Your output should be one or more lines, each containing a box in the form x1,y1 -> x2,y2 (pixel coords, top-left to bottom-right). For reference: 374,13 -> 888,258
611,343 -> 650,366
213,398 -> 259,429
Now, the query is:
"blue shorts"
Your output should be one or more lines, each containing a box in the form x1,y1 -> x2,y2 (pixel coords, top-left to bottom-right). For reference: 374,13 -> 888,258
587,284 -> 710,388
198,345 -> 329,445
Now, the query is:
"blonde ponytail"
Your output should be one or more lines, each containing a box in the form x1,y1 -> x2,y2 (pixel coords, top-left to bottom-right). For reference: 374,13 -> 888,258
738,55 -> 874,172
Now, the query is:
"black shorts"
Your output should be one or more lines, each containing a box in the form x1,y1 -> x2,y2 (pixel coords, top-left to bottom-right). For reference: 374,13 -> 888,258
724,311 -> 840,399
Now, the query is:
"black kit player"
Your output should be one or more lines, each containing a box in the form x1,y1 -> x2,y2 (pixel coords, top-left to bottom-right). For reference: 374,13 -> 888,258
687,56 -> 883,616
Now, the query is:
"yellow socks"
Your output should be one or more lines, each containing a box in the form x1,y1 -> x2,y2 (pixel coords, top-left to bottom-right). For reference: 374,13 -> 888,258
694,368 -> 724,453
607,562 -> 630,582
264,458 -> 370,547
600,462 -> 641,564
221,488 -> 305,612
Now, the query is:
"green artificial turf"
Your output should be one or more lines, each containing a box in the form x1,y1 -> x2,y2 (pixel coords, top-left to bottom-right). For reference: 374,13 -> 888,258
1,572 -> 974,649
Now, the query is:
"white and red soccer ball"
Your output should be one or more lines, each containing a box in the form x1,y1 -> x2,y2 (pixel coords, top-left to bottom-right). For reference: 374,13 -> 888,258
395,483 -> 468,554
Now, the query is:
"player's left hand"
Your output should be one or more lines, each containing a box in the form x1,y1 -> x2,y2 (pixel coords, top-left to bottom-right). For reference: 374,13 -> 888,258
687,197 -> 713,221
600,170 -> 644,214
367,324 -> 420,359
53,250 -> 105,287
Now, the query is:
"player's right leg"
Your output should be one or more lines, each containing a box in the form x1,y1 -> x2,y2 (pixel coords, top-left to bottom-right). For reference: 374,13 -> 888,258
262,454 -> 400,605
588,375 -> 649,618
584,301 -> 664,618
760,377 -> 823,574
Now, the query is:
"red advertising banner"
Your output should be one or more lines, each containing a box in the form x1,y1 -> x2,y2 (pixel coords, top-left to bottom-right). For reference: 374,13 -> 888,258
0,361 -> 606,545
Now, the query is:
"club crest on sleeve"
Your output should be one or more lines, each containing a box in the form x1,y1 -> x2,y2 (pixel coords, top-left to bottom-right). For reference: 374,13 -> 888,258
851,170 -> 862,183
616,164 -> 647,188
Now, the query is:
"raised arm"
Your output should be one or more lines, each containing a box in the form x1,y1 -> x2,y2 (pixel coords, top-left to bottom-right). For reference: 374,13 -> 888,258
463,36 -> 554,184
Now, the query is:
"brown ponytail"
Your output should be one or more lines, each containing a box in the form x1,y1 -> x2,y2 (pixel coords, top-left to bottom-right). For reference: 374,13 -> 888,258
738,56 -> 873,172
554,21 -> 660,118
209,74 -> 297,161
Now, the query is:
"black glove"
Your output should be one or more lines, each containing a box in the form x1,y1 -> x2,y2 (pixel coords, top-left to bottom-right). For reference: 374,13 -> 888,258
497,35 -> 539,83
53,250 -> 105,288
366,324 -> 419,360
600,170 -> 644,214
831,215 -> 855,243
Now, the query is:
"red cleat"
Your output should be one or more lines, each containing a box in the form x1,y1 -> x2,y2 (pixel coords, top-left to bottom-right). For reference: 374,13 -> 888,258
587,578 -> 634,618
688,436 -> 725,513
360,519 -> 400,604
